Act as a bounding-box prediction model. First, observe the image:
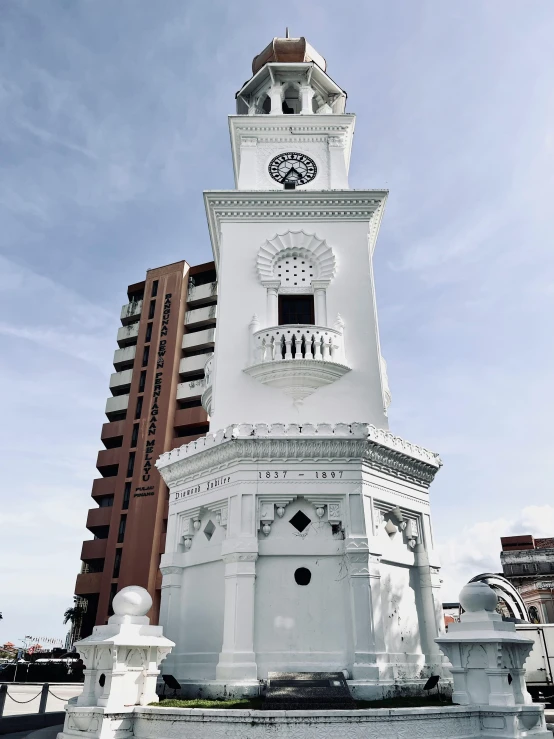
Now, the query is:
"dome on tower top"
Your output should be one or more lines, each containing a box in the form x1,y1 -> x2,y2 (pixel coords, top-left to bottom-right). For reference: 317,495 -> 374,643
252,35 -> 326,75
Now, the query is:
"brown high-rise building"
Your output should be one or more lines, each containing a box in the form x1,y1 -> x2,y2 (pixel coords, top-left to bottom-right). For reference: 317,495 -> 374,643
74,259 -> 217,638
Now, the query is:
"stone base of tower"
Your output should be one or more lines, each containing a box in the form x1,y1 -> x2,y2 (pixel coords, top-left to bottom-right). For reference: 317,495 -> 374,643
156,422 -> 447,698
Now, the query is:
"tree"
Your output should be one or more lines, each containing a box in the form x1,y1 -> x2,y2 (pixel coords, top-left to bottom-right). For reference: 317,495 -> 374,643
63,606 -> 82,625
63,600 -> 86,647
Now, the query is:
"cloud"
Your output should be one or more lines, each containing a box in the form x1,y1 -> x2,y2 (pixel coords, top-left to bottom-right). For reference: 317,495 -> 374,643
0,0 -> 554,647
0,254 -> 114,367
437,505 -> 554,601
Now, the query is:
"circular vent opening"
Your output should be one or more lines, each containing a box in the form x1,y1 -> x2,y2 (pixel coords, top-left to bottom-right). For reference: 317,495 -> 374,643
294,567 -> 312,586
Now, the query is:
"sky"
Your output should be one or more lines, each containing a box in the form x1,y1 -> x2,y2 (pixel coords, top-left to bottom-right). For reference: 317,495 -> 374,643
1,0 -> 554,645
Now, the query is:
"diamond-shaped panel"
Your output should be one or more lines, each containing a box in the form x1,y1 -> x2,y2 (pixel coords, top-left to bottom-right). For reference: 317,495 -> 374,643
289,510 -> 311,533
204,520 -> 216,541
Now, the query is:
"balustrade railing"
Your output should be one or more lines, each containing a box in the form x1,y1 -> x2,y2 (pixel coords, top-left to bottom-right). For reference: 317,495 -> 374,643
251,325 -> 344,365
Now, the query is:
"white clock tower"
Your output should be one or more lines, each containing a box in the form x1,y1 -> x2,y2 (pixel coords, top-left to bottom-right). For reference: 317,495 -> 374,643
157,35 -> 446,699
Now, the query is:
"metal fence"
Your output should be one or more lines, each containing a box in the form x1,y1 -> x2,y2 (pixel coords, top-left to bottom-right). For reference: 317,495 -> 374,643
0,683 -> 71,718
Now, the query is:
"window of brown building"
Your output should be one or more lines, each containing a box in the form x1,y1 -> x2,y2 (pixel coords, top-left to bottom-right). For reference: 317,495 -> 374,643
117,515 -> 127,544
126,452 -> 135,478
122,482 -> 131,510
130,423 -> 139,448
113,549 -> 122,578
138,370 -> 147,393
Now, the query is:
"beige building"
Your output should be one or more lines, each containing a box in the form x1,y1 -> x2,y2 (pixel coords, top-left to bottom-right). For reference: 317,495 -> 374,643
501,535 -> 554,623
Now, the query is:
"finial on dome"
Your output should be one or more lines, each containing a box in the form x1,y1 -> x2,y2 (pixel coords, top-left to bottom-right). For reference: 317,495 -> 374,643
112,585 -> 152,618
252,35 -> 327,75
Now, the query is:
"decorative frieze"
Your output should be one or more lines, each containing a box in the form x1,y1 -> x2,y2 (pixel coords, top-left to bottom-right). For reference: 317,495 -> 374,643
157,422 -> 441,489
204,190 -> 387,267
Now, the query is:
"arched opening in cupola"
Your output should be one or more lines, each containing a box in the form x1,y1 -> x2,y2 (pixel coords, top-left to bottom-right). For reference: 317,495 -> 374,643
261,94 -> 271,114
282,83 -> 300,114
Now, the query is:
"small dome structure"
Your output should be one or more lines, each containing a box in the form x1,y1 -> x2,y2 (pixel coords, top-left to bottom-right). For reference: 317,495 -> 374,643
459,581 -> 498,613
252,35 -> 326,75
112,585 -> 152,617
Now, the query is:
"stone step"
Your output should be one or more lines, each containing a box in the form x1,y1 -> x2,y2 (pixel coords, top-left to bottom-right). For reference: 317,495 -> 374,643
262,671 -> 356,711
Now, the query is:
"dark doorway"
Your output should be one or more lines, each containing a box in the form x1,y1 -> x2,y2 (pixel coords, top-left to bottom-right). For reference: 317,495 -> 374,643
278,295 -> 315,325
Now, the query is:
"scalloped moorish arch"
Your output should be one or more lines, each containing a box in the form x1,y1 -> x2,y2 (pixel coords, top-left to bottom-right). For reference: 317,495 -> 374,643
256,231 -> 337,328
256,230 -> 336,285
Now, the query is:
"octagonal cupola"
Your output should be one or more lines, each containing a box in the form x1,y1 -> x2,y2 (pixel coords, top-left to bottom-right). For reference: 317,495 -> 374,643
235,33 -> 347,116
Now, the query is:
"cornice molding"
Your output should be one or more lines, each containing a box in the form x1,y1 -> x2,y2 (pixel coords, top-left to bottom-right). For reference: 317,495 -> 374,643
204,189 -> 388,268
157,436 -> 440,490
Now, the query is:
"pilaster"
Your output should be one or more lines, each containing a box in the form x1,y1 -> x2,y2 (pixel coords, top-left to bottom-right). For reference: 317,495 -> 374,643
238,136 -> 258,188
263,281 -> 281,328
216,541 -> 259,680
344,538 -> 387,679
328,135 -> 349,188
312,280 -> 329,326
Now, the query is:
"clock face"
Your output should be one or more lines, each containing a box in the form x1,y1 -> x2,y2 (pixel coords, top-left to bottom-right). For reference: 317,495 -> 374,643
268,152 -> 317,186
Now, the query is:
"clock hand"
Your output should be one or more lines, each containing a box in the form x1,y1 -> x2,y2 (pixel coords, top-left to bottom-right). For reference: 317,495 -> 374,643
283,166 -> 298,181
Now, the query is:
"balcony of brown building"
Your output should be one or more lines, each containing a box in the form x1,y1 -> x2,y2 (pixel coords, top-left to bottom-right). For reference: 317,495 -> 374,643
101,420 -> 125,449
75,571 -> 103,596
173,406 -> 208,431
86,506 -> 113,537
171,431 -> 208,451
81,538 -> 108,561
91,477 -> 115,503
96,447 -> 121,477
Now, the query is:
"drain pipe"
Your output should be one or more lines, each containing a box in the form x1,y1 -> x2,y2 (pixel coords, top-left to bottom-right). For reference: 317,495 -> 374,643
414,540 -> 442,667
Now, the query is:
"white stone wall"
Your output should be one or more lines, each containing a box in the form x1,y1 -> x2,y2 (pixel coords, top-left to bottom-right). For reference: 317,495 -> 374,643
209,219 -> 388,430
129,705 -> 550,739
157,425 -> 445,690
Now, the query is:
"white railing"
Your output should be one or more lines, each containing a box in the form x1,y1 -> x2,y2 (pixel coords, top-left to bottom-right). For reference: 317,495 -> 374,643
251,325 -> 344,365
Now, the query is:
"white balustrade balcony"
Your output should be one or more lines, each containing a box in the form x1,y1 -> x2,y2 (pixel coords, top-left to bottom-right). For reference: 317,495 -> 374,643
253,325 -> 344,364
244,324 -> 350,402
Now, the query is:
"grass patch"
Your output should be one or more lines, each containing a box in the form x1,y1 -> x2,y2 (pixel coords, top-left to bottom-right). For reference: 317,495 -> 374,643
153,696 -> 452,710
153,697 -> 264,709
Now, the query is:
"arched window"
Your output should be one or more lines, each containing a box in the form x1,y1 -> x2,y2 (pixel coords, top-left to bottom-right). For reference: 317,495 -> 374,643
256,231 -> 337,328
528,606 -> 541,623
281,84 -> 300,114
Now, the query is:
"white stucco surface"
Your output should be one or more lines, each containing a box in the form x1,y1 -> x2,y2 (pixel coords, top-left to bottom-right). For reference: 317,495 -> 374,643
155,54 -> 446,701
207,218 -> 388,430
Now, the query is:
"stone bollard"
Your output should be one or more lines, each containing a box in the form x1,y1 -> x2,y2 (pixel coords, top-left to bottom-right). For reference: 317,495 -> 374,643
58,586 -> 174,739
436,581 -> 552,738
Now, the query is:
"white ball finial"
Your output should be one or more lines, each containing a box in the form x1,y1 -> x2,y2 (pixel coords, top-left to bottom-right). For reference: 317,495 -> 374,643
459,581 -> 498,613
112,585 -> 152,617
